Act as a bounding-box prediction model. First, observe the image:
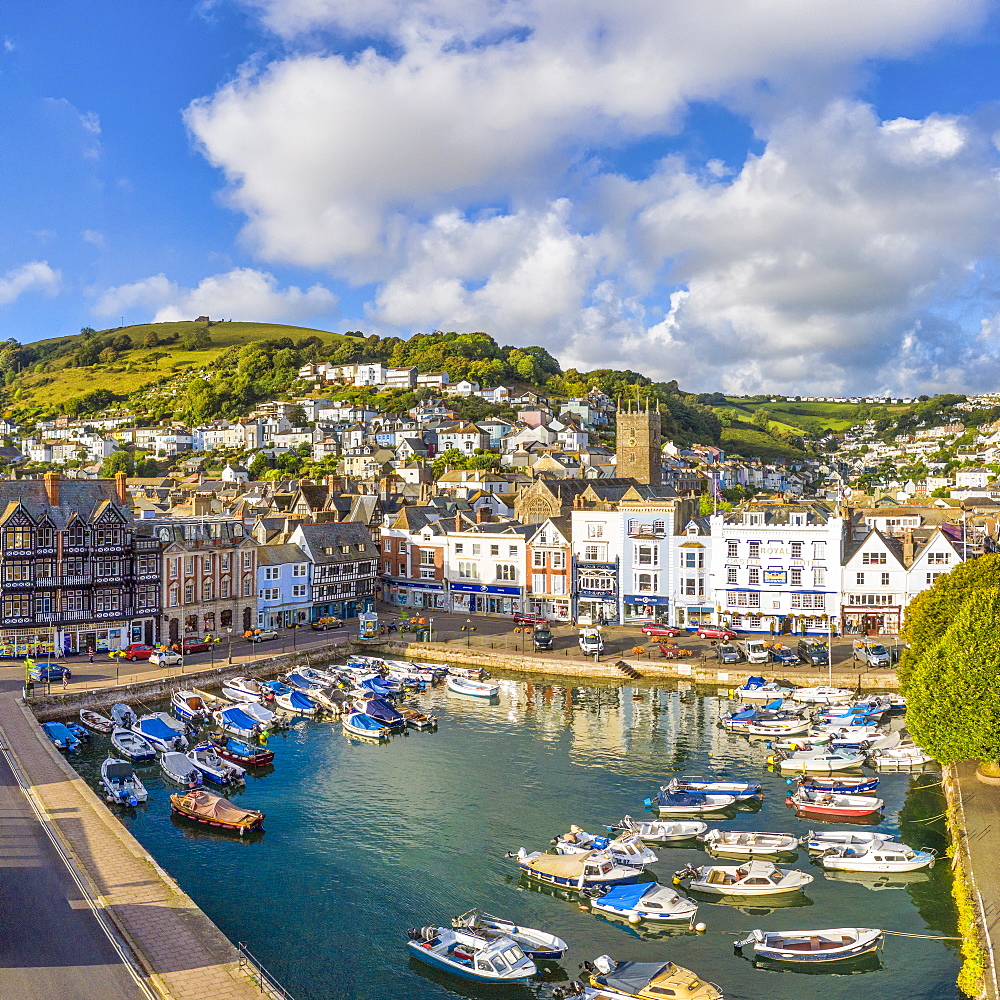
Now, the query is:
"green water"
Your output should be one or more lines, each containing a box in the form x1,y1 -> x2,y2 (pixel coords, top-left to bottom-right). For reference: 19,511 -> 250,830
69,676 -> 962,1000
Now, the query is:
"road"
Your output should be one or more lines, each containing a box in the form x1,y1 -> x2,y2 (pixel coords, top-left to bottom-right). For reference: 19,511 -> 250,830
0,673 -> 144,1000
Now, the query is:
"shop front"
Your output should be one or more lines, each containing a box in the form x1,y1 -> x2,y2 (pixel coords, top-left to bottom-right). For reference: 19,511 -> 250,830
623,593 -> 669,623
574,561 -> 619,626
842,605 -> 900,636
675,604 -> 714,628
396,580 -> 447,610
449,582 -> 523,616
526,595 -> 572,621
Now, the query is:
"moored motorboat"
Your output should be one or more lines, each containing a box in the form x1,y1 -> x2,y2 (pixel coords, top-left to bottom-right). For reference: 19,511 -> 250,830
406,926 -> 537,982
171,690 -> 209,724
588,881 -> 699,923
745,718 -> 812,737
260,679 -> 291,700
698,829 -> 799,857
79,709 -> 114,734
788,686 -> 853,704
867,742 -> 936,769
187,742 -> 246,786
611,815 -> 708,843
213,706 -> 266,739
274,689 -> 319,715
343,711 -> 390,741
169,788 -> 264,835
352,696 -> 406,731
735,676 -> 793,702
553,827 -> 657,867
110,703 -> 137,729
645,789 -> 737,815
239,701 -> 284,730
675,859 -> 813,897
451,909 -> 568,959
446,675 -> 500,698
400,707 -> 438,730
160,750 -> 203,788
774,748 -> 866,773
801,829 -> 892,853
786,788 -> 884,818
816,839 -> 936,872
797,775 -> 879,795
111,727 -> 157,763
210,735 -> 275,767
582,955 -> 722,1000
67,722 -> 90,743
100,757 -> 148,805
222,676 -> 268,703
41,721 -> 80,752
665,776 -> 762,801
512,848 -> 646,889
734,926 -> 883,963
133,713 -> 188,752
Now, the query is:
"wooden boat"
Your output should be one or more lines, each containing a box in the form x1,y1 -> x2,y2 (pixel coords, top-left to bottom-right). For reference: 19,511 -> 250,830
512,848 -> 645,889
611,816 -> 708,843
816,840 -> 936,872
774,748 -> 866,773
406,926 -> 537,982
133,713 -> 188,752
447,664 -> 488,681
446,675 -> 500,698
665,776 -> 761,801
645,789 -> 737,815
41,721 -> 80,752
343,711 -> 390,741
553,827 -> 657,867
169,789 -> 264,835
187,743 -> 246,786
171,690 -> 209,724
100,757 -> 148,805
589,881 -> 699,923
160,751 -> 203,788
583,956 -> 722,1000
735,676 -> 792,702
221,676 -> 268,703
798,775 -> 879,795
79,709 -> 114,734
451,909 -> 568,959
190,688 -> 233,710
697,829 -> 799,857
675,859 -> 813,896
734,926 -> 883,963
111,727 -> 157,763
801,830 -> 892,853
786,788 -> 884,818
210,736 -> 274,767
400,707 -> 438,730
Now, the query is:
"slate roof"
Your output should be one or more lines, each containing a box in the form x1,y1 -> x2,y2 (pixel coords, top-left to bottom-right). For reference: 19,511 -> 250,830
0,479 -> 132,528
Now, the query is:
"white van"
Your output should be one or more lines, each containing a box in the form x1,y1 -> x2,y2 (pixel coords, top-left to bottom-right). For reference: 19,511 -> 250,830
738,639 -> 771,664
578,628 -> 604,655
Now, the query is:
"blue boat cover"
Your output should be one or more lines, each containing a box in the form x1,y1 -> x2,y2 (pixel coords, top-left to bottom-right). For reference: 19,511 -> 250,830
360,677 -> 391,694
225,737 -> 255,754
289,690 -> 316,710
358,697 -> 402,724
730,707 -> 755,720
138,717 -> 180,740
220,707 -> 258,729
763,698 -> 783,710
597,881 -> 656,909
261,680 -> 290,695
745,676 -> 766,688
287,673 -> 316,688
347,712 -> 383,731
42,721 -> 76,742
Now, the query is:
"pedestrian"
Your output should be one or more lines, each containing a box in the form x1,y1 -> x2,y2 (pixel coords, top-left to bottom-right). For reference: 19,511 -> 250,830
61,670 -> 68,690
88,646 -> 94,664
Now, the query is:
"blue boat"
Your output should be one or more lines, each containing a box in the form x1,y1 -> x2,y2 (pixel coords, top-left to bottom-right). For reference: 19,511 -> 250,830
286,672 -> 321,692
359,676 -> 397,698
353,696 -> 405,731
343,712 -> 390,741
133,713 -> 188,752
260,680 -> 291,698
665,777 -> 762,801
795,775 -> 880,795
645,789 -> 737,815
66,722 -> 90,742
214,706 -> 265,739
41,721 -> 80,752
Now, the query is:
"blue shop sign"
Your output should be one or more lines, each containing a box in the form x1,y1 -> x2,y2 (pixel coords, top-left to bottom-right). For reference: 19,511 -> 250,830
578,589 -> 616,599
399,580 -> 443,591
450,582 -> 522,596
623,594 -> 670,606
763,568 -> 786,585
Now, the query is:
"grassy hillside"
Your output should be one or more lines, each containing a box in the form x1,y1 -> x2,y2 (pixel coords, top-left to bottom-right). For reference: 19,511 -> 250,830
721,425 -> 812,462
9,321 -> 349,418
719,398 -> 911,434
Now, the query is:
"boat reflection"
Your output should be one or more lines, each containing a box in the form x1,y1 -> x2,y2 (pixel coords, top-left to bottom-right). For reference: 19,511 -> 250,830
408,955 -> 557,998
692,891 -> 816,914
744,951 -> 884,976
589,911 -> 701,941
822,869 -> 933,891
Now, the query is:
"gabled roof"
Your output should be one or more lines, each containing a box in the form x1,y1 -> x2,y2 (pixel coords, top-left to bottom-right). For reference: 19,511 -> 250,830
256,543 -> 308,565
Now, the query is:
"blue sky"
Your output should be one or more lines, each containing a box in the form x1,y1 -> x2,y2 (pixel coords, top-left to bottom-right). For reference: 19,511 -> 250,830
1,1 -> 999,395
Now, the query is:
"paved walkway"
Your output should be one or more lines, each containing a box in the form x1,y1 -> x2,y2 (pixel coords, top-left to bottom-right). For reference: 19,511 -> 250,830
0,669 -> 272,1000
950,762 -> 1000,1000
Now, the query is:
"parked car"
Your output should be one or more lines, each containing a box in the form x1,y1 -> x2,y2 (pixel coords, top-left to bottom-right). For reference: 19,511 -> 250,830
796,640 -> 830,666
310,617 -> 343,631
640,623 -> 683,637
697,625 -> 739,640
513,612 -> 548,627
578,628 -> 604,655
30,664 -> 71,682
853,641 -> 891,668
121,643 -> 155,661
715,642 -> 741,664
179,637 -> 212,654
532,626 -> 554,651
248,629 -> 279,643
149,650 -> 182,666
769,646 -> 801,666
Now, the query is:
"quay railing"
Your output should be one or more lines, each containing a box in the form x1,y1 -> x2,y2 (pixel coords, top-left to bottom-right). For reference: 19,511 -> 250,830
238,941 -> 295,999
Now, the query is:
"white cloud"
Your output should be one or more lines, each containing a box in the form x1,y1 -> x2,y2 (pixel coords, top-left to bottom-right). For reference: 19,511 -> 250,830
93,268 -> 337,324
42,98 -> 102,160
0,261 -> 61,306
81,230 -> 106,249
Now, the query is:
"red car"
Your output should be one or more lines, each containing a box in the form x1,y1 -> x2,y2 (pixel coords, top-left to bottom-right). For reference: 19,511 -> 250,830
512,613 -> 548,627
640,624 -> 683,638
179,637 -> 212,653
122,643 -> 155,661
696,625 -> 739,640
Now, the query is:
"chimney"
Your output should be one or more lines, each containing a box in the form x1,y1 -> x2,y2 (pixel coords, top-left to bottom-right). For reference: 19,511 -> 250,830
903,528 -> 914,565
476,506 -> 489,524
43,471 -> 60,507
114,471 -> 128,505
454,513 -> 462,532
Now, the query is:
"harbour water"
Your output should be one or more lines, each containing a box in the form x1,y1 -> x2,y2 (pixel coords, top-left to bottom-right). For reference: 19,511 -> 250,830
69,676 -> 961,1000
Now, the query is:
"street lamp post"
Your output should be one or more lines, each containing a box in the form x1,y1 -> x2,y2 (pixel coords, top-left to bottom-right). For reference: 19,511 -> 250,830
227,626 -> 233,664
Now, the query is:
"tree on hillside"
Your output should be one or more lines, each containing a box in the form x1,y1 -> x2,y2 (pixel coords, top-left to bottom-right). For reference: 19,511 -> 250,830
752,408 -> 772,431
101,451 -> 134,477
903,587 -> 1000,768
143,330 -> 160,348
248,452 -> 270,480
180,326 -> 213,350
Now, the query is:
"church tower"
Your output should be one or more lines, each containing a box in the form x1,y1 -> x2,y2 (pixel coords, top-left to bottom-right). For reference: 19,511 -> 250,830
616,399 -> 662,485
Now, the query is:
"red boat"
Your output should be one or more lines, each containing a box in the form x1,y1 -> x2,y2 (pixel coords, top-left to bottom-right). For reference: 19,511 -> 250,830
170,789 -> 265,835
210,735 -> 275,767
786,788 -> 884,819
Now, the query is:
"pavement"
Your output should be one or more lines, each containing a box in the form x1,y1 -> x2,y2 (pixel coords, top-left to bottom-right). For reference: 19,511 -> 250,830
0,666 -> 277,1000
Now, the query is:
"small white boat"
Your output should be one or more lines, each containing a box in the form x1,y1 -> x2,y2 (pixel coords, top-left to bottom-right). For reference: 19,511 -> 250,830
802,830 -> 893,854
239,701 -> 281,730
110,727 -> 157,763
612,815 -> 708,843
675,859 -> 814,897
447,675 -> 500,698
734,926 -> 883,963
826,727 -> 883,748
222,676 -> 268,703
342,712 -> 390,741
406,926 -> 537,982
775,748 -> 866,773
275,689 -> 320,715
100,757 -> 148,805
786,788 -> 884,819
665,777 -> 762,801
816,840 -> 936,872
160,751 -> 203,788
736,677 -> 793,702
789,686 -> 853,704
171,690 -> 209,724
186,743 -> 246,786
213,706 -> 267,738
698,829 -> 800,857
647,788 -> 738,815
512,848 -> 645,889
451,910 -> 568,959
110,703 -> 137,729
590,880 -> 699,923
745,719 -> 812,737
868,743 -> 936,769
552,827 -> 657,867
80,709 -> 115,734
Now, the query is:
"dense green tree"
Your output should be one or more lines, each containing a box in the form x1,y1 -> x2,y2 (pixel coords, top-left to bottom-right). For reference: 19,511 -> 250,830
143,330 -> 160,348
101,451 -> 134,477
180,326 -> 213,350
248,452 -> 270,480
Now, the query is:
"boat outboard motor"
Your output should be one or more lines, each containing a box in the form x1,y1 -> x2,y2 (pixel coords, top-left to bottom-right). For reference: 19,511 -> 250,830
407,927 -> 439,942
593,956 -> 616,975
